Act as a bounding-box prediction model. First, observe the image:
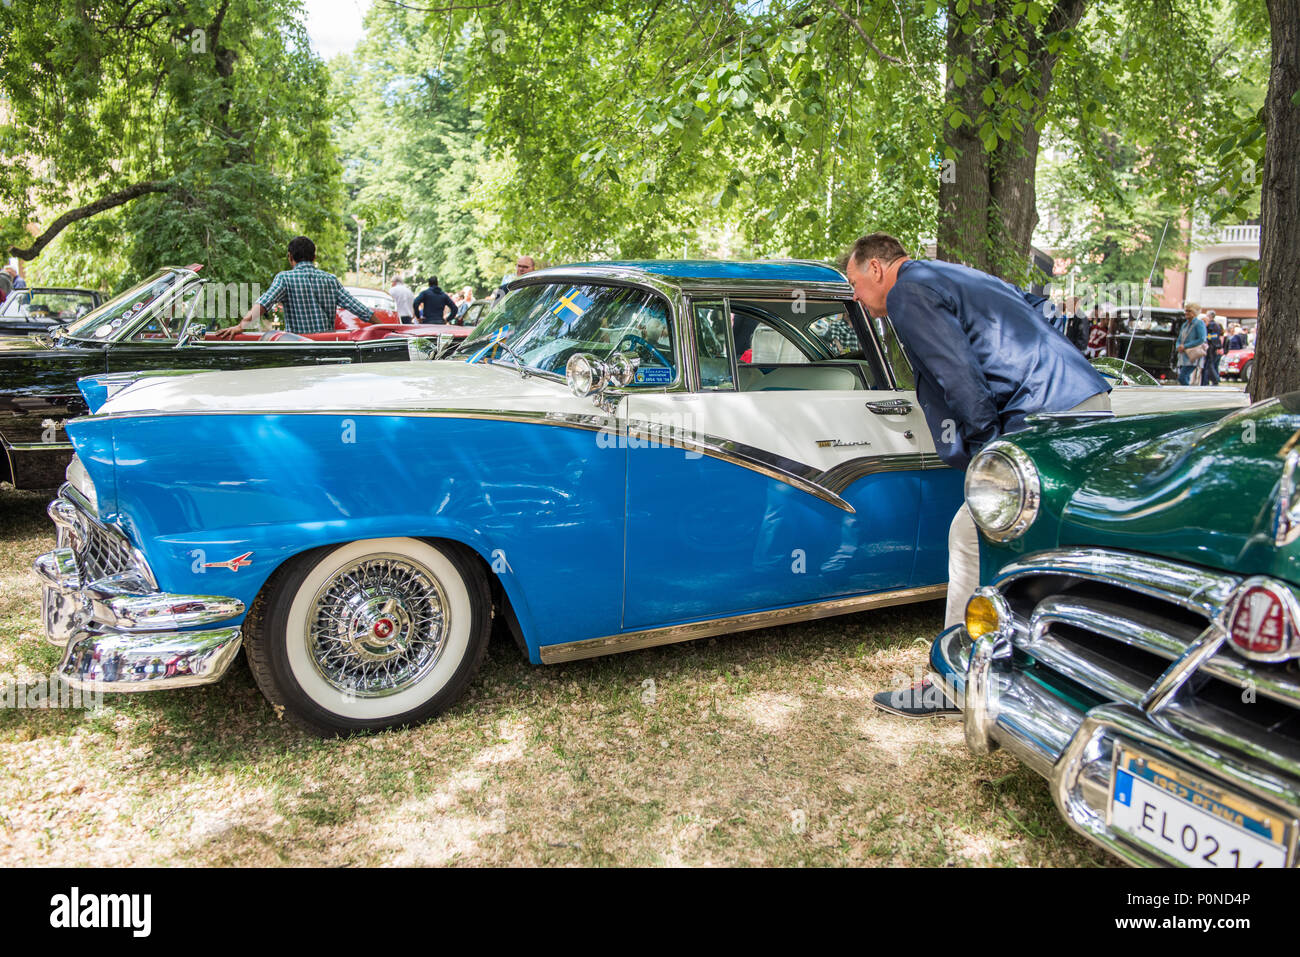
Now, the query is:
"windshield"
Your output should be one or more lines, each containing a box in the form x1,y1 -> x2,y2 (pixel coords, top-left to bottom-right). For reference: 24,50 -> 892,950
456,282 -> 675,382
64,269 -> 190,340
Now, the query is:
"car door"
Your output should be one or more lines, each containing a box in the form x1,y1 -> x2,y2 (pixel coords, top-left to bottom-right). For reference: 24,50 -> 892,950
619,295 -> 953,631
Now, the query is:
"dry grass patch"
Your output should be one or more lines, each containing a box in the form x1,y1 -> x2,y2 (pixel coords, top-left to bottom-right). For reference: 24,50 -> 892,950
0,484 -> 1109,866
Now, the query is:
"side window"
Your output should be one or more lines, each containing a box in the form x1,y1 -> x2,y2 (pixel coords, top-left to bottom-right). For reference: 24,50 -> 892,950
693,302 -> 734,391
738,315 -> 812,365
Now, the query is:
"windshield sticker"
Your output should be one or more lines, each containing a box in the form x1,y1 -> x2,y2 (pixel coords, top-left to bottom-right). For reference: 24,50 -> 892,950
465,324 -> 511,365
635,367 -> 673,385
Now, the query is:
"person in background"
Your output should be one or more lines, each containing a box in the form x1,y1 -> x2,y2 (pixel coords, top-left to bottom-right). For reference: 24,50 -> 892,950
1203,309 -> 1224,385
1174,311 -> 1208,385
0,266 -> 13,302
1084,306 -> 1110,358
413,276 -> 457,325
390,276 -> 415,323
491,255 -> 536,303
844,232 -> 1111,718
214,236 -> 373,338
1228,323 -> 1248,352
457,286 -> 475,318
1063,296 -> 1089,353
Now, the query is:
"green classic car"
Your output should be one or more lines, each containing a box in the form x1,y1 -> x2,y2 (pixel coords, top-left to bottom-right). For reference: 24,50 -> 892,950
931,393 -> 1300,868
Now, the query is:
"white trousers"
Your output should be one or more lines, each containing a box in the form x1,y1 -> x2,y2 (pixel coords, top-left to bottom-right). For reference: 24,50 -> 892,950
944,391 -> 1113,629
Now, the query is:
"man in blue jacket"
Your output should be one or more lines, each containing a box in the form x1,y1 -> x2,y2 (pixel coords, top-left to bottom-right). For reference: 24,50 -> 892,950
845,233 -> 1112,716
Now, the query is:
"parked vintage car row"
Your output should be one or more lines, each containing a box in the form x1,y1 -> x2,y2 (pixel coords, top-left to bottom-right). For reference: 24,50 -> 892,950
27,258 -> 1279,868
0,266 -> 469,489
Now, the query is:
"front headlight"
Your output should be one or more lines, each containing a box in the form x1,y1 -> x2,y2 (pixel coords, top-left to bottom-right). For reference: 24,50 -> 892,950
965,442 -> 1040,542
65,454 -> 98,516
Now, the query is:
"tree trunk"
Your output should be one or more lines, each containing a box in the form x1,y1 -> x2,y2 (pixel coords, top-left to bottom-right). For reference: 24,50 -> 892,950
937,1 -> 993,272
1252,0 -> 1300,401
937,0 -> 1087,279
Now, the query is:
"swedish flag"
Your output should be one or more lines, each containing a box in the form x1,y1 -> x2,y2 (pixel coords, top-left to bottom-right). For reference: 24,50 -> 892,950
550,287 -> 593,331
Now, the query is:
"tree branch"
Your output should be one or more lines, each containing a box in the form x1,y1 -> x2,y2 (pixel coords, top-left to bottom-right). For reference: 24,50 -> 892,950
8,180 -> 171,260
825,0 -> 903,65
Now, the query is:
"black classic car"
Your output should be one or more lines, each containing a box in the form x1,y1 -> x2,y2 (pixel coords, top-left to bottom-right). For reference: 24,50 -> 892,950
0,265 -> 446,490
1105,306 -> 1187,381
0,287 -> 103,336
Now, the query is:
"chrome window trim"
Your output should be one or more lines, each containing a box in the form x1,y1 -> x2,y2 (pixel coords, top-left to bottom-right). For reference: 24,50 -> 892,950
540,583 -> 947,664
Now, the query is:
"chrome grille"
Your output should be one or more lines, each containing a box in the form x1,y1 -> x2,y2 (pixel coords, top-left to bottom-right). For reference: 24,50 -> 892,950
49,484 -> 155,592
993,548 -> 1300,777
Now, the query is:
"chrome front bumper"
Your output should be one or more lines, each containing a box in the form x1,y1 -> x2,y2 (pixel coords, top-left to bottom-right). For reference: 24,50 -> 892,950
930,557 -> 1300,867
34,485 -> 244,692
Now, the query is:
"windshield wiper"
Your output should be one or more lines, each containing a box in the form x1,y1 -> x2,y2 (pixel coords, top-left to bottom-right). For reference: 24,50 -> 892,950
464,327 -> 531,378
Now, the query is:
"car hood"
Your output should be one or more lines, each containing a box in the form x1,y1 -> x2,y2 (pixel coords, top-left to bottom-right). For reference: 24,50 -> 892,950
1059,393 -> 1300,577
93,359 -> 599,419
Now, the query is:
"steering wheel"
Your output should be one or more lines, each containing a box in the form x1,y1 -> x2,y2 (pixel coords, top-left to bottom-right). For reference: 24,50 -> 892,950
616,334 -> 672,370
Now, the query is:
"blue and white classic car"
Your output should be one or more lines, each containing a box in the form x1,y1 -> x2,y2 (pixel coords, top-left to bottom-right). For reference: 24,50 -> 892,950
34,261 -> 1249,734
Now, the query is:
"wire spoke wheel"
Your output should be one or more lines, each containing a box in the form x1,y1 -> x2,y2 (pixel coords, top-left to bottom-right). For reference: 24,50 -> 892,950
307,554 -> 449,698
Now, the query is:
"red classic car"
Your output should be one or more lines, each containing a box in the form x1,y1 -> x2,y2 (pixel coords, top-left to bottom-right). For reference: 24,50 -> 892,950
1219,347 -> 1254,383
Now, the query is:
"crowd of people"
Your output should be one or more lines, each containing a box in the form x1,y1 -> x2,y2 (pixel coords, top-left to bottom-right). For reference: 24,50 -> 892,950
384,255 -> 537,325
1067,300 -> 1254,385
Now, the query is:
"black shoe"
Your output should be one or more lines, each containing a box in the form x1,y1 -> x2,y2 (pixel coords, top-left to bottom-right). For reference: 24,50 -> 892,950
872,679 -> 961,718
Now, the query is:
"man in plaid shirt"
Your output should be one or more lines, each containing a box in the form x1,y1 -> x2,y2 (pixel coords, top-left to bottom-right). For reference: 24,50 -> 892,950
213,236 -> 373,338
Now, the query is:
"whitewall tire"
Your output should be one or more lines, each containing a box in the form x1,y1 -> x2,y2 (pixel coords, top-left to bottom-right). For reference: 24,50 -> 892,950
245,537 -> 491,735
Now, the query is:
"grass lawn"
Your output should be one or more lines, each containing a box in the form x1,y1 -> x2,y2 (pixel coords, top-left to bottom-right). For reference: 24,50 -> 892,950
0,484 -> 1110,866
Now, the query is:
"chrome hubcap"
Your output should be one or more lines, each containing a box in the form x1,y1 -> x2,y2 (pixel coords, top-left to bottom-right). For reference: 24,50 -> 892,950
307,554 -> 448,698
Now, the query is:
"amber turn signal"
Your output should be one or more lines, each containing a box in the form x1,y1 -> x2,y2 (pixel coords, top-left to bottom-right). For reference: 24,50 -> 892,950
965,594 -> 1002,640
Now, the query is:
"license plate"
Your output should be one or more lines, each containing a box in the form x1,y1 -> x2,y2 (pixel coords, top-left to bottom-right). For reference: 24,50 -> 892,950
1109,742 -> 1292,867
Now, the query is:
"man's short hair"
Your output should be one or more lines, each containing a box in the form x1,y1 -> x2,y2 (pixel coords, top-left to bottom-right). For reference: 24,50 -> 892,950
288,236 -> 316,263
427,276 -> 438,286
846,233 -> 907,270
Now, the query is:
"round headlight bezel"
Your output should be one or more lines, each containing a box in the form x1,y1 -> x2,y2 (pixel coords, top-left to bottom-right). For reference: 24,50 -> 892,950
965,441 -> 1040,542
565,352 -> 610,397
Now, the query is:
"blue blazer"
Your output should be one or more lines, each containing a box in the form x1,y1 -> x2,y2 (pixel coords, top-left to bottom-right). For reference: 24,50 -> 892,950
885,259 -> 1111,469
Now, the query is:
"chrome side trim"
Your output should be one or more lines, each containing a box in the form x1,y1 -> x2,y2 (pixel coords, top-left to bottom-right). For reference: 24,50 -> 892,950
539,583 -> 947,664
818,453 -> 948,494
88,406 -> 863,514
59,626 -> 243,692
4,441 -> 74,452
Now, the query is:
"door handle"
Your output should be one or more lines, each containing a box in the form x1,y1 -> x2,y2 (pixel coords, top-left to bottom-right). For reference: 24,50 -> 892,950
867,399 -> 913,415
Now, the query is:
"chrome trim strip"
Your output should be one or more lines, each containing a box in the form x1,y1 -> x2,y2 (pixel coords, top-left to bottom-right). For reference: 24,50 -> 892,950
818,453 -> 947,494
59,626 -> 243,692
5,441 -> 74,452
87,406 -> 861,514
990,547 -> 1241,620
539,583 -> 947,664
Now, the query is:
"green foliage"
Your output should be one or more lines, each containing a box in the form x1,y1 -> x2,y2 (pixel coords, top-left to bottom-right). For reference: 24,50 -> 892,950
330,7 -> 507,294
0,0 -> 345,292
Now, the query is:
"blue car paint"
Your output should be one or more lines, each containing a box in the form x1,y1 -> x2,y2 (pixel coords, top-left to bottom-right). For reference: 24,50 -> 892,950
70,410 -> 628,661
623,444 -> 928,628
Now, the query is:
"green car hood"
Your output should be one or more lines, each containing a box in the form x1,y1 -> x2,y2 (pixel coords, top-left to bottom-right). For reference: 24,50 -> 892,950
1059,393 -> 1300,578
